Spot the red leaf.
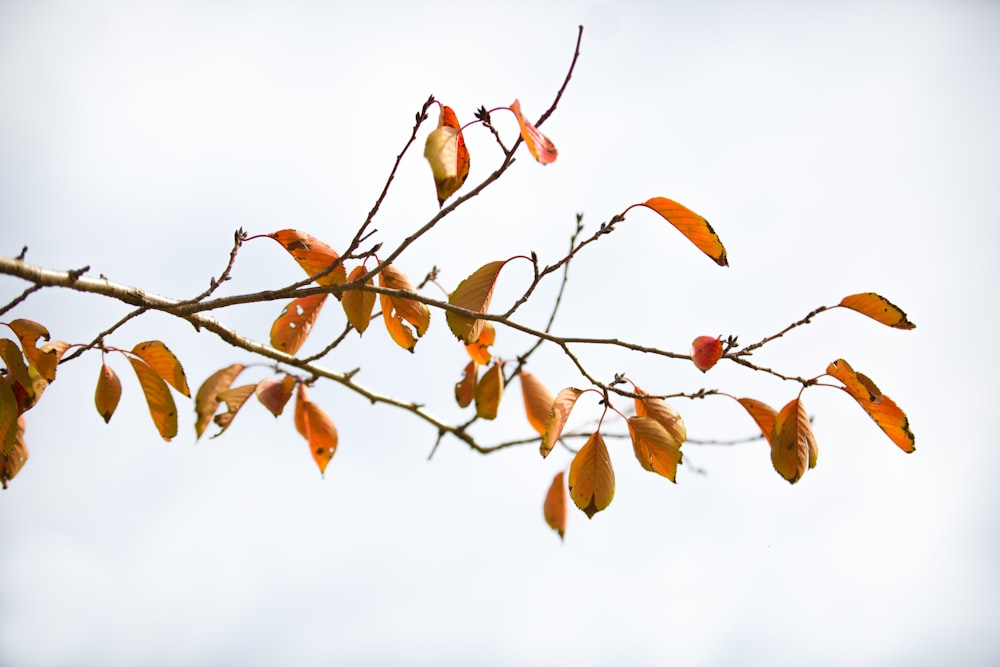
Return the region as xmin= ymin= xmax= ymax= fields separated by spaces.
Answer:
xmin=256 ymin=374 xmax=296 ymax=417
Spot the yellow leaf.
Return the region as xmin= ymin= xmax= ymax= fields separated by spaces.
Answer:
xmin=342 ymin=265 xmax=376 ymax=334
xmin=568 ymin=432 xmax=615 ymax=519
xmin=635 ymin=197 xmax=728 ymax=266
xmin=423 ymin=105 xmax=471 ymax=206
xmin=131 ymin=340 xmax=190 ymax=397
xmin=94 ymin=363 xmax=122 ymax=424
xmin=839 ymin=293 xmax=916 ymax=330
xmin=447 ymin=260 xmax=505 ymax=344
xmin=455 ymin=360 xmax=477 ymax=409
xmin=268 ymin=229 xmax=348 ymax=288
xmin=256 ymin=374 xmax=296 ymax=417
xmin=520 ymin=371 xmax=555 ymax=437
xmin=770 ymin=398 xmax=816 ymax=483
xmin=379 ymin=265 xmax=430 ymax=352
xmin=634 ymin=388 xmax=686 ymax=445
xmin=212 ymin=383 xmax=259 ymax=437
xmin=0 ymin=415 xmax=27 ymax=489
xmin=270 ymin=294 xmax=328 ymax=356
xmin=465 ymin=321 xmax=495 ymax=365
xmin=735 ymin=397 xmax=778 ymax=445
xmin=543 ymin=471 xmax=569 ymax=539
xmin=541 ymin=387 xmax=584 ymax=458
xmin=826 ymin=359 xmax=915 ymax=453
xmin=510 ymin=99 xmax=557 ymax=164
xmin=127 ymin=356 xmax=178 ymax=441
xmin=628 ymin=416 xmax=683 ymax=482
xmin=475 ymin=361 xmax=504 ymax=420
xmin=194 ymin=364 xmax=245 ymax=439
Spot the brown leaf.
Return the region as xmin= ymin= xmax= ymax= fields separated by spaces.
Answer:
xmin=628 ymin=416 xmax=683 ymax=482
xmin=839 ymin=293 xmax=916 ymax=330
xmin=0 ymin=415 xmax=27 ymax=489
xmin=6 ymin=319 xmax=59 ymax=382
xmin=268 ymin=229 xmax=348 ymax=288
xmin=127 ymin=356 xmax=178 ymax=441
xmin=270 ymin=294 xmax=328 ymax=355
xmin=447 ymin=260 xmax=505 ymax=344
xmin=475 ymin=361 xmax=504 ymax=420
xmin=541 ymin=387 xmax=584 ymax=458
xmin=0 ymin=338 xmax=33 ymax=410
xmin=0 ymin=381 xmax=18 ymax=457
xmin=543 ymin=471 xmax=569 ymax=539
xmin=94 ymin=363 xmax=122 ymax=424
xmin=379 ymin=265 xmax=430 ymax=352
xmin=423 ymin=105 xmax=471 ymax=206
xmin=770 ymin=398 xmax=817 ymax=483
xmin=131 ymin=340 xmax=190 ymax=397
xmin=465 ymin=321 xmax=495 ymax=365
xmin=636 ymin=197 xmax=728 ymax=266
xmin=736 ymin=398 xmax=778 ymax=445
xmin=342 ymin=265 xmax=376 ymax=334
xmin=194 ymin=364 xmax=245 ymax=439
xmin=634 ymin=388 xmax=687 ymax=445
xmin=569 ymin=432 xmax=615 ymax=519
xmin=826 ymin=359 xmax=915 ymax=453
xmin=510 ymin=99 xmax=557 ymax=164
xmin=212 ymin=383 xmax=259 ymax=436
xmin=256 ymin=374 xmax=296 ymax=417
xmin=455 ymin=360 xmax=477 ymax=409
xmin=520 ymin=371 xmax=555 ymax=437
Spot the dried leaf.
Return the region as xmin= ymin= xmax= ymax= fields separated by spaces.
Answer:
xmin=475 ymin=361 xmax=504 ymax=420
xmin=131 ymin=340 xmax=190 ymax=397
xmin=1 ymin=415 xmax=27 ymax=489
xmin=127 ymin=356 xmax=178 ymax=441
xmin=634 ymin=388 xmax=687 ymax=445
xmin=94 ymin=363 xmax=122 ymax=424
xmin=7 ymin=319 xmax=59 ymax=382
xmin=455 ymin=360 xmax=477 ymax=408
xmin=636 ymin=197 xmax=728 ymax=266
xmin=826 ymin=359 xmax=915 ymax=453
xmin=839 ymin=293 xmax=916 ymax=330
xmin=510 ymin=99 xmax=557 ymax=164
xmin=541 ymin=388 xmax=584 ymax=458
xmin=447 ymin=261 xmax=505 ymax=344
xmin=736 ymin=398 xmax=778 ymax=445
xmin=194 ymin=364 xmax=245 ymax=439
xmin=770 ymin=398 xmax=816 ymax=484
xmin=0 ymin=381 xmax=17 ymax=457
xmin=0 ymin=338 xmax=32 ymax=409
xmin=213 ymin=383 xmax=259 ymax=436
xmin=379 ymin=265 xmax=430 ymax=352
xmin=628 ymin=416 xmax=683 ymax=482
xmin=569 ymin=432 xmax=615 ymax=519
xmin=543 ymin=471 xmax=569 ymax=539
xmin=256 ymin=374 xmax=296 ymax=417
xmin=520 ymin=371 xmax=555 ymax=437
xmin=295 ymin=385 xmax=338 ymax=474
xmin=465 ymin=321 xmax=495 ymax=365
xmin=269 ymin=229 xmax=348 ymax=287
xmin=423 ymin=105 xmax=470 ymax=206
xmin=342 ymin=265 xmax=376 ymax=334
xmin=270 ymin=294 xmax=328 ymax=356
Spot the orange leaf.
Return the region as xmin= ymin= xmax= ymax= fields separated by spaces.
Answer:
xmin=447 ymin=260 xmax=505 ymax=344
xmin=6 ymin=319 xmax=60 ymax=382
xmin=628 ymin=416 xmax=683 ymax=482
xmin=268 ymin=229 xmax=348 ymax=288
xmin=635 ymin=197 xmax=728 ymax=266
xmin=634 ymin=388 xmax=687 ymax=446
xmin=342 ymin=265 xmax=376 ymax=334
xmin=0 ymin=338 xmax=33 ymax=410
xmin=541 ymin=387 xmax=584 ymax=458
xmin=474 ymin=361 xmax=504 ymax=420
xmin=295 ymin=385 xmax=338 ymax=475
xmin=194 ymin=364 xmax=245 ymax=439
xmin=826 ymin=359 xmax=915 ymax=453
xmin=455 ymin=360 xmax=477 ymax=408
xmin=839 ymin=293 xmax=916 ymax=330
xmin=127 ymin=356 xmax=178 ymax=441
xmin=691 ymin=335 xmax=723 ymax=372
xmin=770 ymin=398 xmax=817 ymax=484
xmin=423 ymin=105 xmax=471 ymax=206
xmin=465 ymin=321 xmax=495 ymax=365
xmin=379 ymin=265 xmax=430 ymax=352
xmin=256 ymin=374 xmax=296 ymax=417
xmin=520 ymin=371 xmax=555 ymax=437
xmin=543 ymin=471 xmax=569 ymax=539
xmin=131 ymin=340 xmax=190 ymax=397
xmin=270 ymin=294 xmax=328 ymax=355
xmin=0 ymin=381 xmax=17 ymax=457
xmin=736 ymin=397 xmax=778 ymax=445
xmin=569 ymin=432 xmax=615 ymax=519
xmin=94 ymin=363 xmax=122 ymax=424
xmin=212 ymin=383 xmax=258 ymax=436
xmin=510 ymin=99 xmax=557 ymax=164
xmin=0 ymin=415 xmax=27 ymax=489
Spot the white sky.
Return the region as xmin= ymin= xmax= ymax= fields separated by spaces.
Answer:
xmin=1 ymin=1 xmax=998 ymax=665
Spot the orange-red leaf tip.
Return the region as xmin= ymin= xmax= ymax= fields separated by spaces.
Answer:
xmin=691 ymin=336 xmax=723 ymax=372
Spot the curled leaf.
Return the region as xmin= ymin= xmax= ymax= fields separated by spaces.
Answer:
xmin=543 ymin=471 xmax=569 ymax=540
xmin=256 ymin=374 xmax=296 ymax=417
xmin=475 ymin=361 xmax=504 ymax=420
xmin=127 ymin=356 xmax=178 ymax=441
xmin=770 ymin=398 xmax=817 ymax=484
xmin=131 ymin=340 xmax=190 ymax=397
xmin=0 ymin=339 xmax=33 ymax=410
xmin=423 ymin=105 xmax=470 ymax=206
xmin=447 ymin=261 xmax=505 ymax=344
xmin=628 ymin=416 xmax=683 ymax=482
xmin=569 ymin=432 xmax=615 ymax=519
xmin=510 ymin=99 xmax=557 ymax=164
xmin=6 ymin=319 xmax=59 ymax=382
xmin=541 ymin=388 xmax=584 ymax=458
xmin=455 ymin=360 xmax=477 ymax=408
xmin=633 ymin=197 xmax=728 ymax=266
xmin=94 ymin=363 xmax=122 ymax=423
xmin=342 ymin=265 xmax=376 ymax=334
xmin=735 ymin=397 xmax=778 ymax=445
xmin=270 ymin=294 xmax=328 ymax=355
xmin=520 ymin=371 xmax=555 ymax=437
xmin=194 ymin=364 xmax=245 ymax=439
xmin=268 ymin=230 xmax=347 ymax=288
xmin=213 ymin=383 xmax=259 ymax=437
xmin=826 ymin=359 xmax=915 ymax=453
xmin=839 ymin=293 xmax=916 ymax=330
xmin=379 ymin=265 xmax=430 ymax=352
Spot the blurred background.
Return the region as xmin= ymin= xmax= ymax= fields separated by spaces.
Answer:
xmin=1 ymin=1 xmax=998 ymax=665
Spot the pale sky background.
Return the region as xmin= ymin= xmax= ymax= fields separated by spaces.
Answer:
xmin=1 ymin=1 xmax=998 ymax=666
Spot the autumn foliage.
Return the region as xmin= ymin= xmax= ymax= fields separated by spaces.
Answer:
xmin=0 ymin=27 xmax=916 ymax=540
